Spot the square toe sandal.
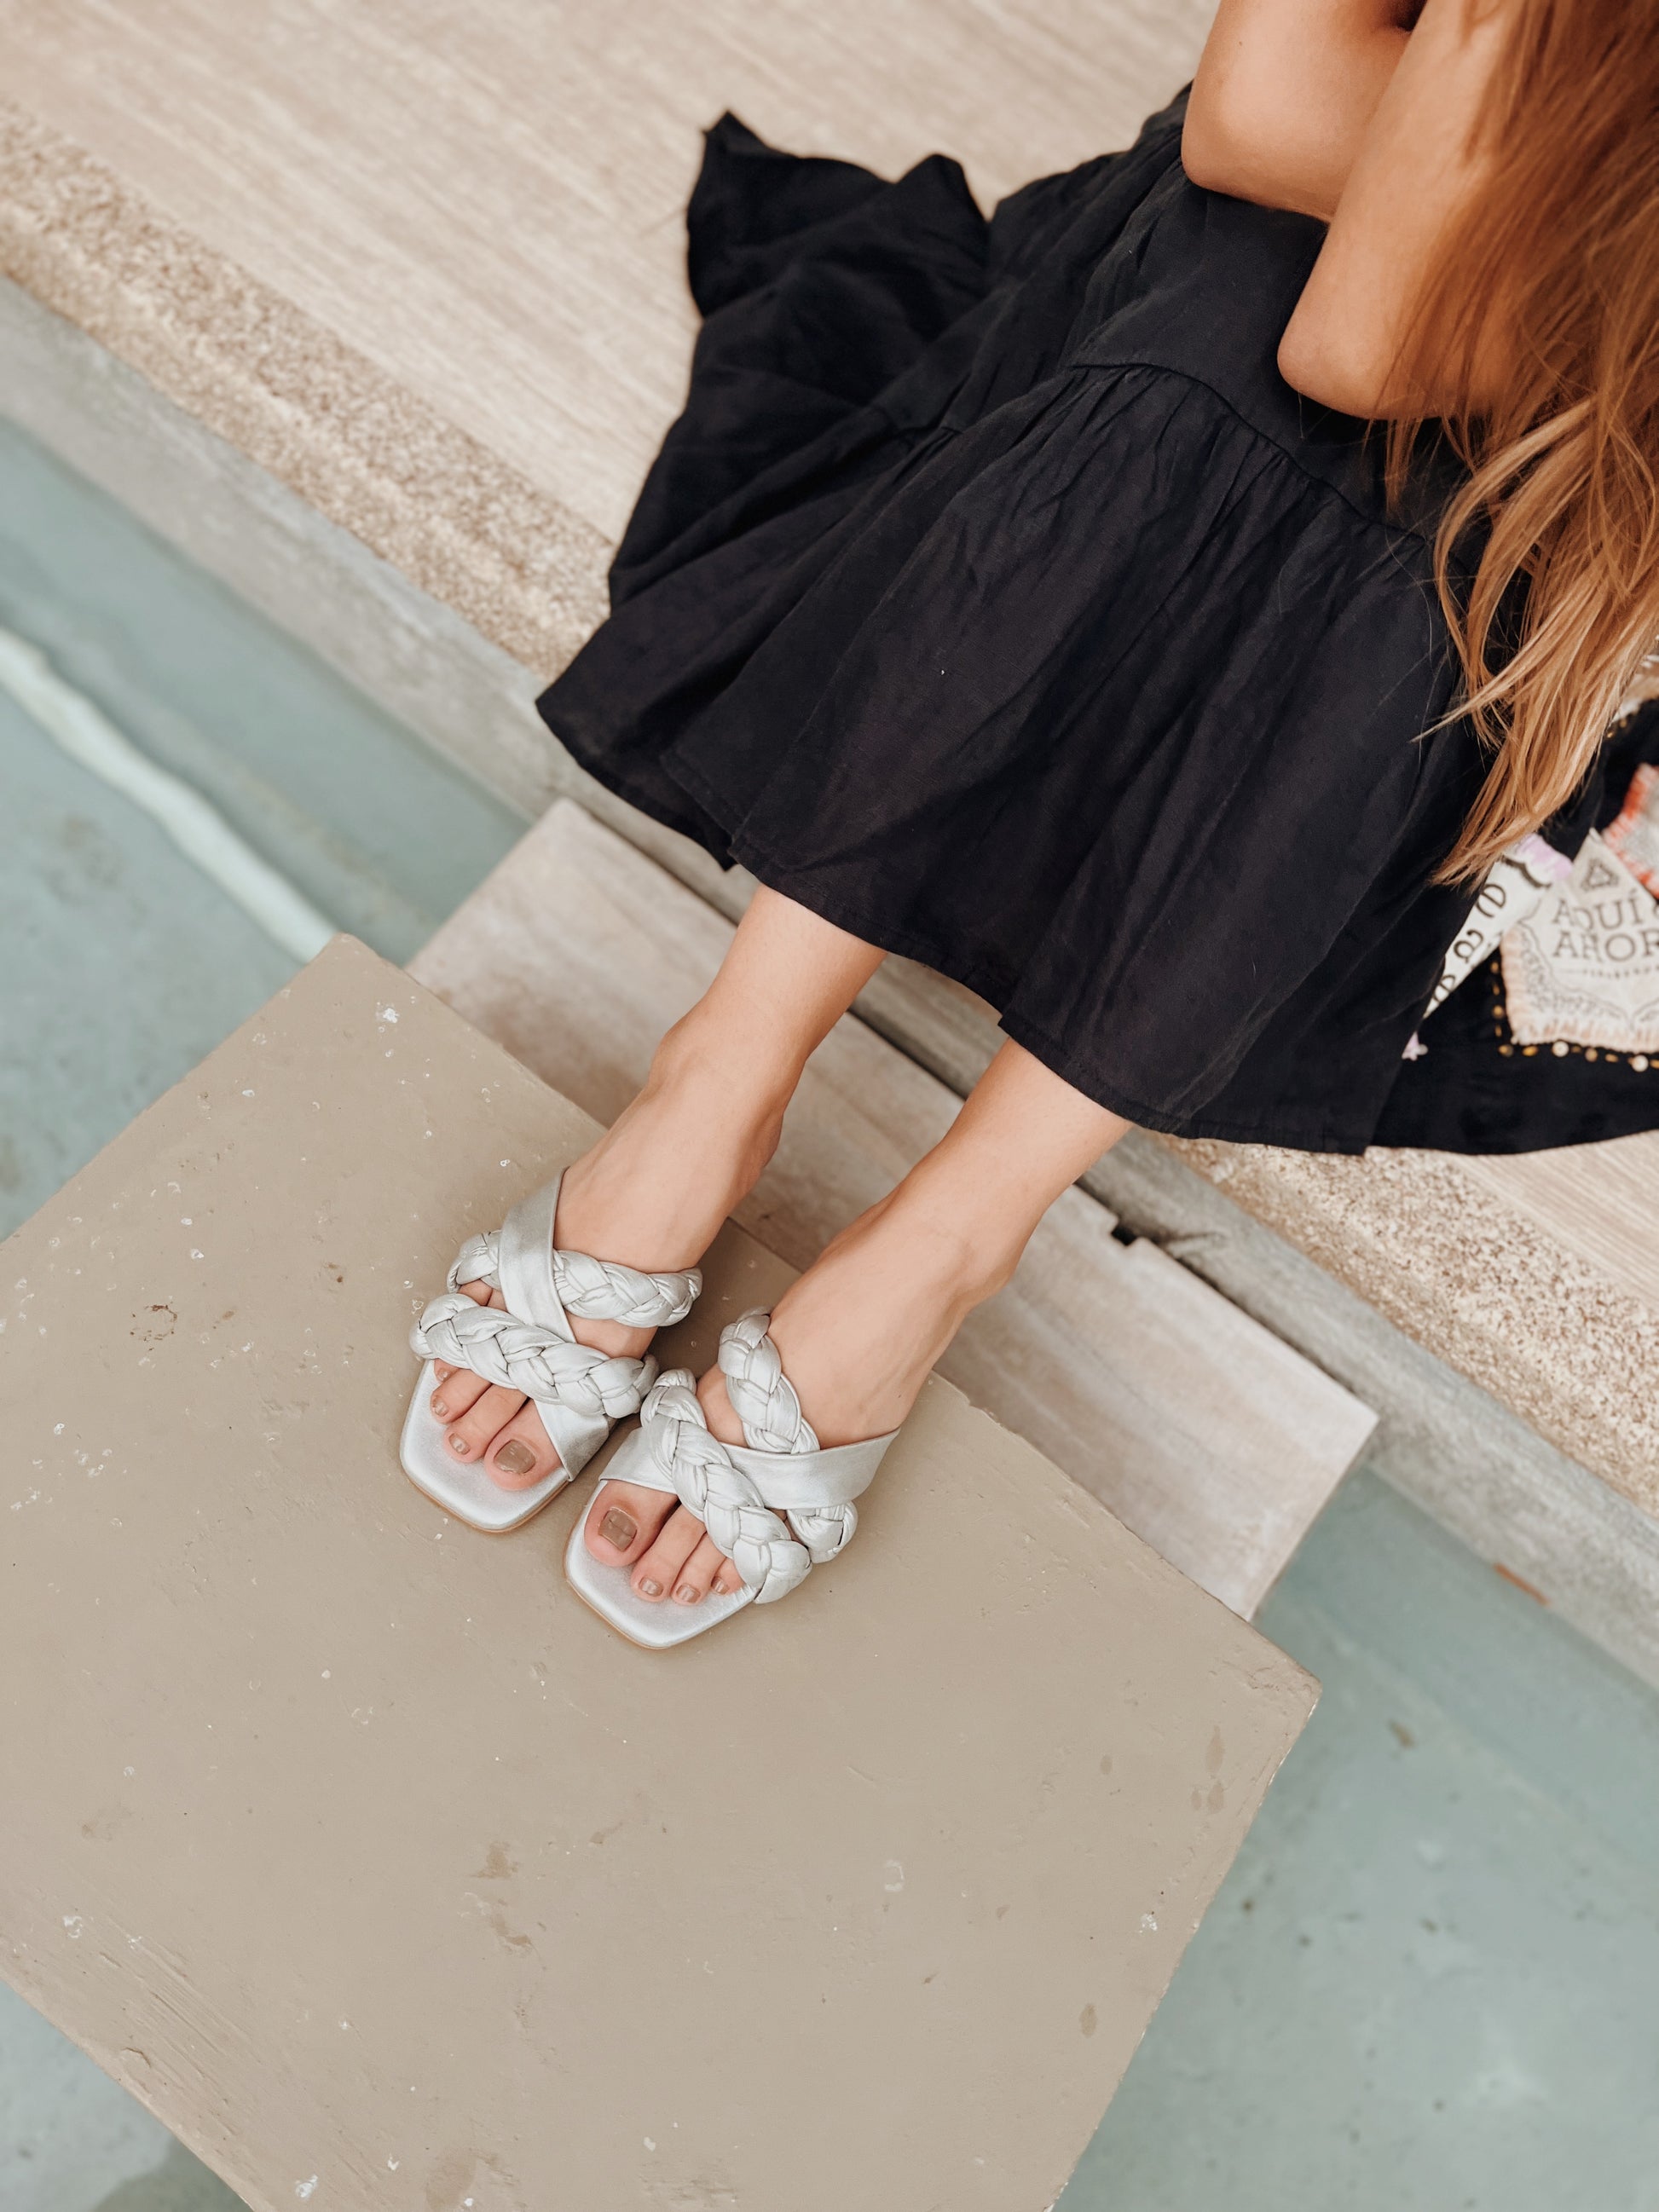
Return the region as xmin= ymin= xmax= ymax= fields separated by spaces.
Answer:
xmin=401 ymin=1170 xmax=702 ymax=1533
xmin=564 ymin=1308 xmax=899 ymax=1647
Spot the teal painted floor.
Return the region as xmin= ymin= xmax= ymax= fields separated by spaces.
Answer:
xmin=0 ymin=414 xmax=523 ymax=1244
xmin=4 ymin=419 xmax=1657 ymax=2212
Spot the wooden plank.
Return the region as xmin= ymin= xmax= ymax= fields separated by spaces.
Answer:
xmin=0 ymin=933 xmax=1315 ymax=2212
xmin=0 ymin=0 xmax=1212 ymax=543
xmin=1096 ymin=1130 xmax=1659 ymax=1692
xmin=410 ymin=800 xmax=1377 ymax=1618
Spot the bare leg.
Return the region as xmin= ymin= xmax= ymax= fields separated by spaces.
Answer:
xmin=599 ymin=1038 xmax=1130 ymax=1605
xmin=428 ymin=887 xmax=884 ymax=1482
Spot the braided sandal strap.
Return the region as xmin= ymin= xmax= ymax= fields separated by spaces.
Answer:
xmin=715 ymin=1312 xmax=860 ymax=1567
xmin=718 ymin=1308 xmax=818 ymax=1453
xmin=411 ymin=1291 xmax=656 ymax=1423
xmin=631 ymin=1312 xmax=867 ymax=1606
xmin=636 ymin=1372 xmax=821 ymax=1605
xmin=408 ymin=1195 xmax=698 ymax=1453
xmin=448 ymin=1228 xmax=698 ymax=1330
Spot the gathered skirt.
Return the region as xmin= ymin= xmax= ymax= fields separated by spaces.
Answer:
xmin=540 ymin=95 xmax=1659 ymax=1155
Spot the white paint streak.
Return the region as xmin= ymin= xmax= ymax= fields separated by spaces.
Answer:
xmin=0 ymin=625 xmax=336 ymax=963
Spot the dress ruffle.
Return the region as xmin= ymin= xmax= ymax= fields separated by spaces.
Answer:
xmin=540 ymin=99 xmax=1659 ymax=1153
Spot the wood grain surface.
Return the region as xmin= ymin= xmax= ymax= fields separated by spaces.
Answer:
xmin=0 ymin=0 xmax=1212 ymax=541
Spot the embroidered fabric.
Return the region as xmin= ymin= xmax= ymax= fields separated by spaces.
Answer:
xmin=1501 ymin=831 xmax=1659 ymax=1054
xmin=1418 ymin=757 xmax=1659 ymax=1066
xmin=1604 ymin=762 xmax=1659 ymax=897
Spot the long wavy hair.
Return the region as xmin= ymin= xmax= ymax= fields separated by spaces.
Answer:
xmin=1385 ymin=0 xmax=1659 ymax=882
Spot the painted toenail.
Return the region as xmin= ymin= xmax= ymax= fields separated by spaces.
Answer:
xmin=431 ymin=1398 xmax=448 ymax=1418
xmin=449 ymin=1434 xmax=469 ymax=1454
xmin=639 ymin=1578 xmax=662 ymax=1598
xmin=600 ymin=1506 xmax=636 ymax=1550
xmin=494 ymin=1440 xmax=536 ymax=1476
xmin=673 ymin=1584 xmax=698 ymax=1603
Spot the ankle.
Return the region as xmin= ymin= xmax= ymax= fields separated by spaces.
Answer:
xmin=650 ymin=1002 xmax=806 ymax=1123
xmin=553 ymin=1019 xmax=795 ymax=1286
xmin=864 ymin=1161 xmax=1030 ymax=1310
xmin=802 ymin=1193 xmax=1009 ymax=1349
xmin=755 ymin=1198 xmax=994 ymax=1447
xmin=639 ymin=1014 xmax=795 ymax=1172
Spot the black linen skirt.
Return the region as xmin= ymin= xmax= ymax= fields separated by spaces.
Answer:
xmin=540 ymin=96 xmax=1659 ymax=1156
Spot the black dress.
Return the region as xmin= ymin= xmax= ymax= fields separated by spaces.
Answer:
xmin=540 ymin=94 xmax=1659 ymax=1155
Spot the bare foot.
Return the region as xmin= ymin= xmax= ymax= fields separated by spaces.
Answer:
xmin=581 ymin=1180 xmax=1008 ymax=1606
xmin=430 ymin=1026 xmax=789 ymax=1497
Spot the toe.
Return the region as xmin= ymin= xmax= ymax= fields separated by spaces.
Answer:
xmin=481 ymin=1403 xmax=559 ymax=1491
xmin=670 ymin=1533 xmax=726 ymax=1607
xmin=632 ymin=1505 xmax=706 ymax=1603
xmin=445 ymin=1383 xmax=528 ymax=1460
xmin=429 ymin=1282 xmax=503 ymax=1420
xmin=711 ymin=1554 xmax=745 ymax=1597
xmin=431 ymin=1367 xmax=488 ymax=1422
xmin=584 ymin=1480 xmax=675 ymax=1567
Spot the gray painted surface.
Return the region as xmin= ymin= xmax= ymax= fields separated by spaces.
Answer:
xmin=0 ymin=1982 xmax=241 ymax=2212
xmin=1066 ymin=1465 xmax=1659 ymax=2212
xmin=9 ymin=1470 xmax=1656 ymax=2212
xmin=0 ymin=408 xmax=523 ymax=1238
xmin=0 ymin=275 xmax=555 ymax=819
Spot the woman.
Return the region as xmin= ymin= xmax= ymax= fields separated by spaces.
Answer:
xmin=405 ymin=0 xmax=1659 ymax=1641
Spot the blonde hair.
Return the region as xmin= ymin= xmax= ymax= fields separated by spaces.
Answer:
xmin=1385 ymin=0 xmax=1659 ymax=882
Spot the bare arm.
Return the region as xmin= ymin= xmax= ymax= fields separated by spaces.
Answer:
xmin=1276 ymin=0 xmax=1510 ymax=416
xmin=1183 ymin=0 xmax=1422 ymax=222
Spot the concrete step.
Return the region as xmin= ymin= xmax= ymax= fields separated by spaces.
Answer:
xmin=0 ymin=934 xmax=1316 ymax=2212
xmin=410 ymin=800 xmax=1378 ymax=1616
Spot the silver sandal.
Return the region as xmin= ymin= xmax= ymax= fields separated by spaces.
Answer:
xmin=402 ymin=1172 xmax=701 ymax=1532
xmin=565 ymin=1309 xmax=897 ymax=1645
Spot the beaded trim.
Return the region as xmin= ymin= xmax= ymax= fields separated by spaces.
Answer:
xmin=1488 ymin=955 xmax=1656 ymax=1071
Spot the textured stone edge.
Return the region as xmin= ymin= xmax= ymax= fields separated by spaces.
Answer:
xmin=1094 ymin=1131 xmax=1659 ymax=1686
xmin=1176 ymin=1138 xmax=1659 ymax=1519
xmin=0 ymin=97 xmax=610 ymax=678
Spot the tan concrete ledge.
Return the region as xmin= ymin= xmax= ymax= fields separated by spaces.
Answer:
xmin=1178 ymin=1138 xmax=1659 ymax=1518
xmin=0 ymin=99 xmax=611 ymax=674
xmin=0 ymin=935 xmax=1315 ymax=2211
xmin=2 ymin=2 xmax=1655 ymax=1524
